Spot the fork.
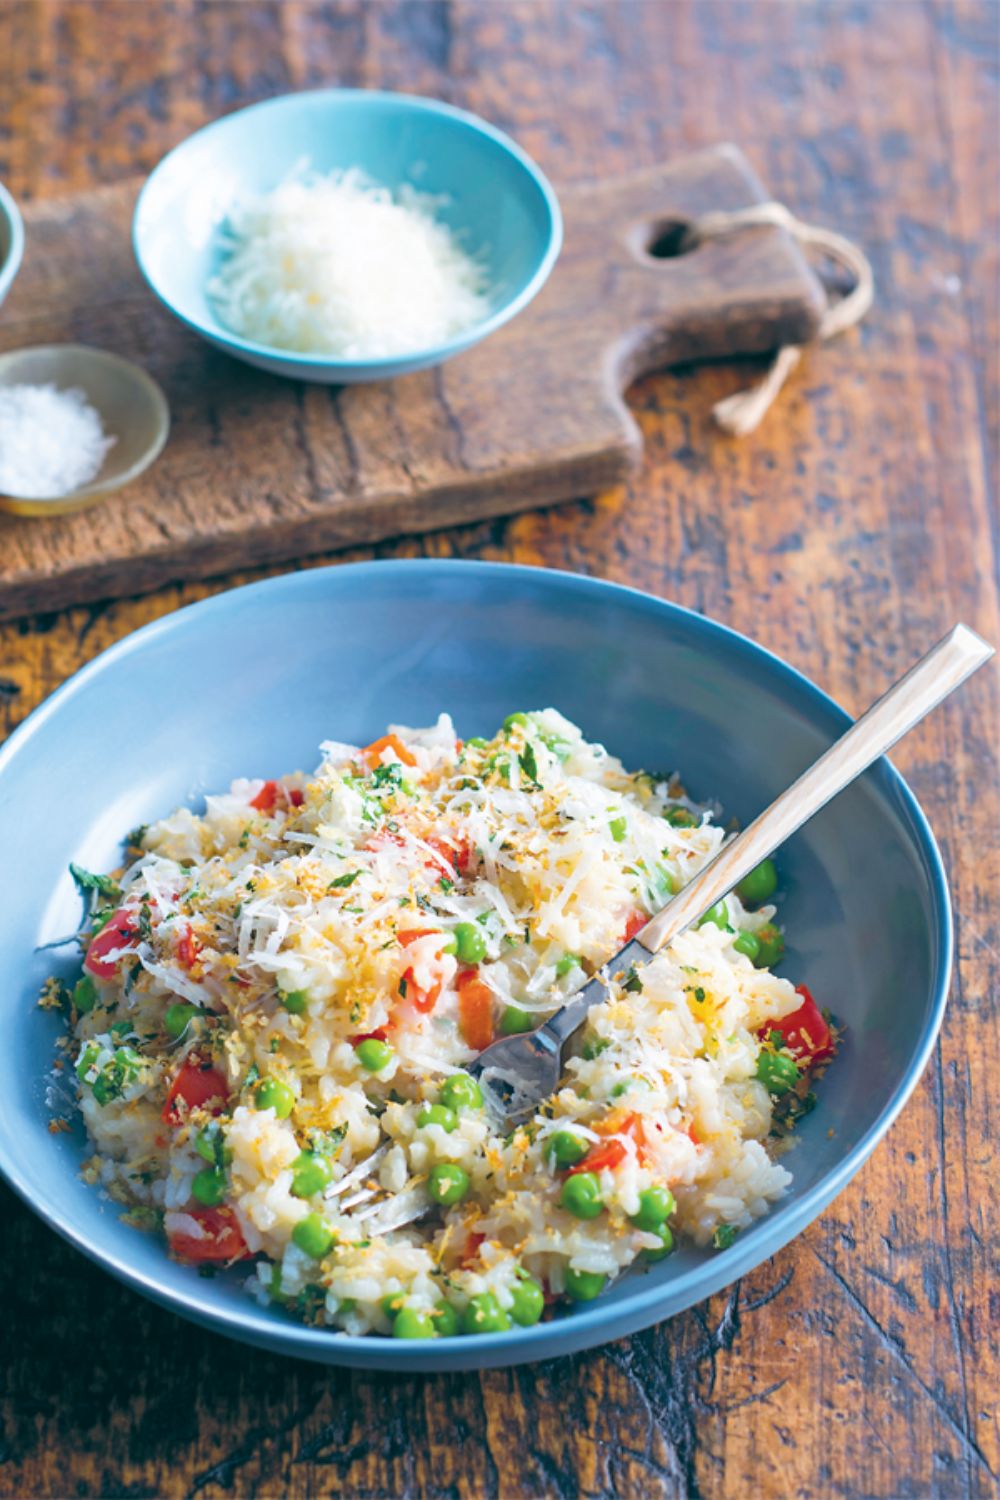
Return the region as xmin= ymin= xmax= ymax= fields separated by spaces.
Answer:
xmin=469 ymin=623 xmax=993 ymax=1133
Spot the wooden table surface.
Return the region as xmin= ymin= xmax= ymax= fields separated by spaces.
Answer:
xmin=1 ymin=3 xmax=997 ymax=1497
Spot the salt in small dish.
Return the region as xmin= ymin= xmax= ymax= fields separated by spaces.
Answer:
xmin=0 ymin=345 xmax=170 ymax=518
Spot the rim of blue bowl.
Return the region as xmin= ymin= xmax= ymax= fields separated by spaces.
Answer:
xmin=0 ymin=560 xmax=953 ymax=1367
xmin=0 ymin=180 xmax=25 ymax=305
xmin=132 ymin=89 xmax=564 ymax=373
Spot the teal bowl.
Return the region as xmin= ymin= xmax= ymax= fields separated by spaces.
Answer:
xmin=0 ymin=180 xmax=25 ymax=310
xmin=132 ymin=90 xmax=562 ymax=384
xmin=0 ymin=563 xmax=952 ymax=1371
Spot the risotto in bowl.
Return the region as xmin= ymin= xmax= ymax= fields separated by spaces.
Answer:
xmin=55 ymin=710 xmax=835 ymax=1341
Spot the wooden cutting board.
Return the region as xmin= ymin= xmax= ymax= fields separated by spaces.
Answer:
xmin=0 ymin=144 xmax=824 ymax=622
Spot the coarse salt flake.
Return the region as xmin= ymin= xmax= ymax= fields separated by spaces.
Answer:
xmin=0 ymin=382 xmax=116 ymax=499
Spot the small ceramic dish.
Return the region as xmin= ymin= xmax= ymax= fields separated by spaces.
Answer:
xmin=0 ymin=179 xmax=24 ymax=311
xmin=0 ymin=562 xmax=952 ymax=1372
xmin=0 ymin=345 xmax=169 ymax=517
xmin=132 ymin=89 xmax=563 ymax=384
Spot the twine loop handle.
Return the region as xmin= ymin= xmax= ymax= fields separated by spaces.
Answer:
xmin=681 ymin=201 xmax=874 ymax=436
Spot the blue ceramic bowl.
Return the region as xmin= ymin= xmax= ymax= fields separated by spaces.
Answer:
xmin=132 ymin=91 xmax=562 ymax=383
xmin=0 ymin=562 xmax=951 ymax=1371
xmin=0 ymin=180 xmax=25 ymax=310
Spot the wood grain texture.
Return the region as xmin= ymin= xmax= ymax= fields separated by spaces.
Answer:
xmin=0 ymin=2 xmax=997 ymax=1498
xmin=0 ymin=148 xmax=823 ymax=619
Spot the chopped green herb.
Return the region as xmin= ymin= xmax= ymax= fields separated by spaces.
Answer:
xmin=69 ymin=863 xmax=121 ymax=899
xmin=519 ymin=743 xmax=539 ymax=783
xmin=328 ymin=871 xmax=361 ymax=889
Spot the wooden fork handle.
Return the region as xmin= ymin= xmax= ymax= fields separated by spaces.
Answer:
xmin=638 ymin=624 xmax=994 ymax=954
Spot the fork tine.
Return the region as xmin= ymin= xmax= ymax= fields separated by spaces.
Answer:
xmin=324 ymin=1144 xmax=388 ymax=1200
xmin=340 ymin=1186 xmax=378 ymax=1211
xmin=356 ymin=1190 xmax=429 ymax=1233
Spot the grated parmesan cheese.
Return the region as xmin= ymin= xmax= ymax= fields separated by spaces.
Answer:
xmin=208 ymin=165 xmax=492 ymax=358
xmin=0 ymin=382 xmax=115 ymax=498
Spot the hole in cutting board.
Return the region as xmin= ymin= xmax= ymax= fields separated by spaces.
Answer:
xmin=644 ymin=220 xmax=692 ymax=259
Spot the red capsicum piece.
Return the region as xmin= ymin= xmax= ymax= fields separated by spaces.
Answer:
xmin=457 ymin=970 xmax=494 ymax=1051
xmin=362 ymin=734 xmax=417 ymax=768
xmin=250 ymin=780 xmax=304 ymax=813
xmin=565 ymin=1112 xmax=646 ymax=1175
xmin=761 ymin=984 xmax=833 ymax=1063
xmin=168 ymin=1206 xmax=250 ymax=1264
xmin=622 ymin=910 xmax=648 ymax=943
xmin=162 ymin=1057 xmax=229 ymax=1125
xmin=84 ymin=908 xmax=139 ymax=979
xmin=176 ymin=927 xmax=201 ymax=969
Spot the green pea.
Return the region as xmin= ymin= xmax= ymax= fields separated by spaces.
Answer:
xmin=280 ymin=988 xmax=309 ymax=1014
xmin=195 ymin=1124 xmax=232 ymax=1165
xmin=73 ymin=975 xmax=97 ymax=1014
xmin=548 ymin=1130 xmax=588 ymax=1168
xmin=609 ymin=815 xmax=628 ymax=843
xmin=733 ymin=930 xmax=760 ymax=962
xmin=462 ymin=1291 xmax=511 ymax=1334
xmin=500 ymin=1004 xmax=533 ymax=1035
xmin=581 ymin=1036 xmax=610 ymax=1060
xmin=164 ymin=1001 xmax=199 ymax=1039
xmin=255 ymin=1077 xmax=295 ymax=1117
xmin=381 ymin=1290 xmax=406 ymax=1319
xmin=467 ymin=737 xmax=488 ymax=749
xmin=503 ymin=713 xmax=529 ymax=732
xmin=559 ymin=1172 xmax=603 ymax=1220
xmin=753 ymin=923 xmax=785 ymax=968
xmin=292 ymin=1213 xmax=335 ymax=1259
xmin=697 ymin=901 xmax=731 ymax=932
xmin=393 ymin=1306 xmax=437 ymax=1339
xmin=428 ymin=1162 xmax=470 ymax=1206
xmin=756 ymin=1049 xmax=800 ymax=1094
xmin=630 ymin=1185 xmax=676 ymax=1231
xmin=736 ymin=858 xmax=778 ymax=905
xmin=453 ymin=922 xmax=487 ymax=964
xmin=643 ymin=1225 xmax=675 ymax=1262
xmin=76 ymin=1042 xmax=101 ymax=1082
xmin=555 ymin=954 xmax=580 ymax=978
xmin=291 ymin=1150 xmax=335 ymax=1198
xmin=509 ymin=1272 xmax=544 ymax=1327
xmin=612 ymin=1078 xmax=651 ymax=1098
xmin=417 ymin=1103 xmax=458 ymax=1133
xmin=440 ymin=1073 xmax=483 ymax=1112
xmin=432 ymin=1300 xmax=461 ymax=1337
xmin=663 ymin=805 xmax=698 ymax=828
xmin=355 ymin=1038 xmax=394 ymax=1072
xmin=191 ymin=1167 xmax=226 ymax=1207
xmin=564 ymin=1267 xmax=607 ymax=1301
